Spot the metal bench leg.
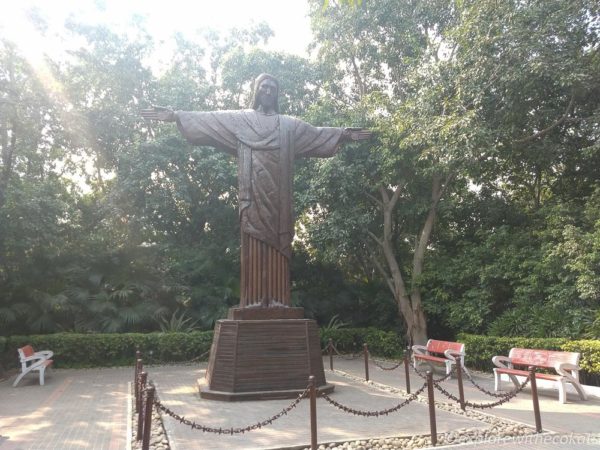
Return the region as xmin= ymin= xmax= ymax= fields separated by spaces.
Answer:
xmin=445 ymin=360 xmax=453 ymax=376
xmin=558 ymin=379 xmax=567 ymax=404
xmin=508 ymin=374 xmax=520 ymax=388
xmin=39 ymin=368 xmax=46 ymax=386
xmin=494 ymin=369 xmax=501 ymax=392
xmin=571 ymin=381 xmax=588 ymax=401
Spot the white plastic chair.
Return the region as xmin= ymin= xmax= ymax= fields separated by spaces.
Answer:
xmin=12 ymin=345 xmax=54 ymax=387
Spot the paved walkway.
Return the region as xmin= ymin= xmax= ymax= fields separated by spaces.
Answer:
xmin=333 ymin=358 xmax=600 ymax=449
xmin=1 ymin=357 xmax=599 ymax=449
xmin=151 ymin=365 xmax=485 ymax=450
xmin=332 ymin=358 xmax=600 ymax=434
xmin=0 ymin=367 xmax=129 ymax=450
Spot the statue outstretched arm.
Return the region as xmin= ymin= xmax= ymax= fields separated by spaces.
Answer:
xmin=140 ymin=106 xmax=177 ymax=122
xmin=341 ymin=127 xmax=372 ymax=142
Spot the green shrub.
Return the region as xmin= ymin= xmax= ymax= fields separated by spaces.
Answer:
xmin=1 ymin=328 xmax=405 ymax=369
xmin=320 ymin=327 xmax=405 ymax=358
xmin=561 ymin=340 xmax=600 ymax=385
xmin=1 ymin=331 xmax=214 ymax=369
xmin=458 ymin=333 xmax=600 ymax=386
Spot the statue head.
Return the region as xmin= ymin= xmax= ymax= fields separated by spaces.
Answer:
xmin=251 ymin=73 xmax=279 ymax=114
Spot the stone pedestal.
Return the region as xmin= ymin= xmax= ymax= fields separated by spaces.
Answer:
xmin=199 ymin=310 xmax=333 ymax=401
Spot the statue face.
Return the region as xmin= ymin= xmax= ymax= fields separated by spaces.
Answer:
xmin=256 ymin=78 xmax=278 ymax=113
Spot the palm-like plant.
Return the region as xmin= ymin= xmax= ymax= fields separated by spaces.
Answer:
xmin=158 ymin=309 xmax=199 ymax=332
xmin=57 ymin=247 xmax=179 ymax=333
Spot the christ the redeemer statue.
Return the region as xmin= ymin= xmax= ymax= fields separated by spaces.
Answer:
xmin=142 ymin=73 xmax=370 ymax=310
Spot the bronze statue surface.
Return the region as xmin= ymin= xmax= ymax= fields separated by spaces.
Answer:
xmin=142 ymin=73 xmax=370 ymax=309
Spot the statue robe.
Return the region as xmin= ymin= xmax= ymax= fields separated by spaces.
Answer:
xmin=176 ymin=109 xmax=344 ymax=307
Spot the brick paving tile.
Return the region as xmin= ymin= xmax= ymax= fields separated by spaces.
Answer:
xmin=149 ymin=364 xmax=486 ymax=450
xmin=1 ymin=355 xmax=599 ymax=450
xmin=0 ymin=367 xmax=129 ymax=450
xmin=334 ymin=357 xmax=600 ymax=449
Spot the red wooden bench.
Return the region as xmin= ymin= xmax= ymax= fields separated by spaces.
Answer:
xmin=493 ymin=348 xmax=588 ymax=403
xmin=412 ymin=339 xmax=468 ymax=376
xmin=12 ymin=345 xmax=54 ymax=387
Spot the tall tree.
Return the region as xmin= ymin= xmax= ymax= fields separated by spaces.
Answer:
xmin=305 ymin=0 xmax=600 ymax=343
xmin=306 ymin=0 xmax=467 ymax=344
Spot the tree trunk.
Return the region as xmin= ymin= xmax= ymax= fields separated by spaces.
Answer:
xmin=370 ymin=173 xmax=452 ymax=346
xmin=409 ymin=299 xmax=428 ymax=346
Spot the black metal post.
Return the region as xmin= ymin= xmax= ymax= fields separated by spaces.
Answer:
xmin=309 ymin=376 xmax=317 ymax=450
xmin=456 ymin=360 xmax=465 ymax=411
xmin=529 ymin=366 xmax=542 ymax=433
xmin=403 ymin=351 xmax=411 ymax=394
xmin=136 ymin=372 xmax=147 ymax=440
xmin=134 ymin=358 xmax=142 ymax=411
xmin=426 ymin=371 xmax=437 ymax=446
xmin=328 ymin=338 xmax=333 ymax=371
xmin=141 ymin=386 xmax=155 ymax=450
xmin=363 ymin=343 xmax=369 ymax=382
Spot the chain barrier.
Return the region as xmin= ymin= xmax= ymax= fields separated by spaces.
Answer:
xmin=139 ymin=347 xmax=539 ymax=446
xmin=409 ymin=359 xmax=512 ymax=399
xmin=329 ymin=341 xmax=363 ymax=360
xmin=321 ymin=382 xmax=427 ymax=416
xmin=461 ymin=367 xmax=507 ymax=398
xmin=153 ymin=385 xmax=310 ymax=434
xmin=368 ymin=355 xmax=404 ymax=371
xmin=410 ymin=361 xmax=455 ymax=383
xmin=432 ymin=375 xmax=531 ymax=409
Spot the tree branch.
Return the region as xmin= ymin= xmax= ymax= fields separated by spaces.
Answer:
xmin=349 ymin=54 xmax=366 ymax=99
xmin=514 ymin=93 xmax=575 ymax=144
xmin=389 ymin=184 xmax=403 ymax=211
xmin=434 ymin=171 xmax=455 ymax=204
xmin=367 ymin=230 xmax=384 ymax=248
xmin=365 ymin=191 xmax=382 ymax=207
xmin=368 ymin=250 xmax=394 ymax=295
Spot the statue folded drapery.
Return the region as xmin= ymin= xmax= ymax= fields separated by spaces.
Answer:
xmin=176 ymin=109 xmax=344 ymax=307
xmin=142 ymin=73 xmax=370 ymax=309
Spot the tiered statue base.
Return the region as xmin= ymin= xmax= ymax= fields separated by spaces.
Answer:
xmin=199 ymin=309 xmax=334 ymax=401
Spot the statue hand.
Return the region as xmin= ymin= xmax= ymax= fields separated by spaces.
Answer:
xmin=343 ymin=127 xmax=372 ymax=141
xmin=141 ymin=106 xmax=176 ymax=122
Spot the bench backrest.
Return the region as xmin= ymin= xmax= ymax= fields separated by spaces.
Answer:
xmin=508 ymin=348 xmax=580 ymax=369
xmin=17 ymin=345 xmax=35 ymax=370
xmin=427 ymin=339 xmax=464 ymax=355
xmin=18 ymin=345 xmax=35 ymax=360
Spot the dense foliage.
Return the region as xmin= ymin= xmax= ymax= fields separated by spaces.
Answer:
xmin=0 ymin=328 xmax=401 ymax=369
xmin=3 ymin=330 xmax=599 ymax=387
xmin=0 ymin=1 xmax=599 ymax=345
xmin=1 ymin=331 xmax=214 ymax=368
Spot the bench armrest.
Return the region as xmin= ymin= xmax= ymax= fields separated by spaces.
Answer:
xmin=23 ymin=351 xmax=53 ymax=362
xmin=443 ymin=349 xmax=464 ymax=362
xmin=412 ymin=345 xmax=428 ymax=356
xmin=492 ymin=355 xmax=513 ymax=369
xmin=28 ymin=358 xmax=52 ymax=370
xmin=22 ymin=354 xmax=45 ymax=363
xmin=555 ymin=362 xmax=581 ymax=382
